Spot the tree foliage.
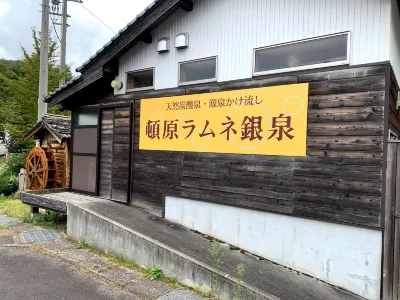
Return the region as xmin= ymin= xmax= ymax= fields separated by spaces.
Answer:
xmin=0 ymin=28 xmax=72 ymax=152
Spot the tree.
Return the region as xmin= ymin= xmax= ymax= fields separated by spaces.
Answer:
xmin=0 ymin=28 xmax=72 ymax=152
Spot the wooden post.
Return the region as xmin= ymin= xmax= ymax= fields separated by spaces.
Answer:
xmin=394 ymin=143 xmax=400 ymax=299
xmin=383 ymin=142 xmax=396 ymax=300
xmin=30 ymin=206 xmax=40 ymax=217
xmin=18 ymin=168 xmax=27 ymax=192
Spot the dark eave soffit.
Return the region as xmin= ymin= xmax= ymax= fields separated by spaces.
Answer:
xmin=46 ymin=0 xmax=193 ymax=107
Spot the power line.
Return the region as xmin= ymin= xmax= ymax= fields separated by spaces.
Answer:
xmin=52 ymin=19 xmax=62 ymax=43
xmin=50 ymin=4 xmax=61 ymax=43
xmin=79 ymin=3 xmax=117 ymax=34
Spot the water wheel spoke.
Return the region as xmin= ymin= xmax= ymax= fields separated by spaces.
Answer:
xmin=36 ymin=176 xmax=44 ymax=188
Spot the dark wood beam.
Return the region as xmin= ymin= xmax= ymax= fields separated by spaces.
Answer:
xmin=79 ymin=0 xmax=181 ymax=75
xmin=138 ymin=32 xmax=153 ymax=44
xmin=179 ymin=0 xmax=193 ymax=12
xmin=45 ymin=0 xmax=193 ymax=107
xmin=103 ymin=61 xmax=119 ymax=76
xmin=397 ymin=0 xmax=400 ymax=17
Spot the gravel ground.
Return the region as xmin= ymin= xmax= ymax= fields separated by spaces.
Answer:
xmin=0 ymin=220 xmax=206 ymax=300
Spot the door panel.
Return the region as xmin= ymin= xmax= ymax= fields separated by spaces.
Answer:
xmin=99 ymin=106 xmax=131 ymax=203
xmin=70 ymin=109 xmax=99 ymax=194
xmin=111 ymin=107 xmax=131 ymax=203
xmin=99 ymin=109 xmax=114 ymax=198
xmin=71 ymin=155 xmax=97 ymax=193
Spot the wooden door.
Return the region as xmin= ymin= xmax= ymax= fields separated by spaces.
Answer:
xmin=99 ymin=109 xmax=114 ymax=199
xmin=99 ymin=106 xmax=132 ymax=203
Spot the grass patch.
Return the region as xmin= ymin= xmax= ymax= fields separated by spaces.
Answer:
xmin=0 ymin=193 xmax=29 ymax=219
xmin=73 ymin=241 xmax=180 ymax=288
xmin=22 ymin=211 xmax=67 ymax=231
xmin=0 ymin=193 xmax=66 ymax=231
xmin=75 ymin=240 xmax=88 ymax=249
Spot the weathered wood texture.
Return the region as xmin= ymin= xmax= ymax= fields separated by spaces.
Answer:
xmin=111 ymin=106 xmax=131 ymax=202
xmin=91 ymin=64 xmax=388 ymax=228
xmin=20 ymin=191 xmax=67 ymax=212
xmin=382 ymin=142 xmax=398 ymax=300
xmin=386 ymin=69 xmax=400 ymax=300
xmin=98 ymin=107 xmax=132 ymax=202
xmin=131 ymin=64 xmax=387 ymax=228
xmin=99 ymin=109 xmax=114 ymax=198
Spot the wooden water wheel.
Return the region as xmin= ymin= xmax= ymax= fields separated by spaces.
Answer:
xmin=26 ymin=147 xmax=57 ymax=190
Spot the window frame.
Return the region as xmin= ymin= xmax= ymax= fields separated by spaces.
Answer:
xmin=389 ymin=129 xmax=399 ymax=140
xmin=178 ymin=56 xmax=218 ymax=86
xmin=253 ymin=32 xmax=351 ymax=77
xmin=73 ymin=109 xmax=99 ymax=126
xmin=125 ymin=67 xmax=155 ymax=92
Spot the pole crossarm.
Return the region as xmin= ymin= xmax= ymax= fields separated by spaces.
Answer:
xmin=49 ymin=12 xmax=71 ymax=17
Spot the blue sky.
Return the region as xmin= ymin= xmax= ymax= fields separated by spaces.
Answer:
xmin=0 ymin=0 xmax=153 ymax=72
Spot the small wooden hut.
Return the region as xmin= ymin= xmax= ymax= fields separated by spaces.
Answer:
xmin=24 ymin=114 xmax=71 ymax=189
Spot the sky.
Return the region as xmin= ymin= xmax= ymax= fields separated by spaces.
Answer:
xmin=0 ymin=0 xmax=153 ymax=72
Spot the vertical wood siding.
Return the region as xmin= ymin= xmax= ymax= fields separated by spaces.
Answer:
xmin=111 ymin=107 xmax=131 ymax=202
xmin=99 ymin=109 xmax=114 ymax=199
xmin=99 ymin=107 xmax=132 ymax=202
xmin=116 ymin=0 xmax=389 ymax=94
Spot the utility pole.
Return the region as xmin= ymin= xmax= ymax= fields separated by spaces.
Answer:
xmin=60 ymin=0 xmax=68 ymax=86
xmin=38 ymin=0 xmax=49 ymax=122
xmin=56 ymin=0 xmax=81 ymax=86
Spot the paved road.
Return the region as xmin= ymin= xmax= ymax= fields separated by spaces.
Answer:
xmin=0 ymin=145 xmax=5 ymax=155
xmin=0 ymin=246 xmax=135 ymax=300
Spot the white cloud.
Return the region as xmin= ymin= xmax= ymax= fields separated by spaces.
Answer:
xmin=0 ymin=45 xmax=11 ymax=58
xmin=0 ymin=1 xmax=11 ymax=18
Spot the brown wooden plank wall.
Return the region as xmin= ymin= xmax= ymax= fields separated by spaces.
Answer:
xmin=92 ymin=63 xmax=388 ymax=228
xmin=99 ymin=109 xmax=114 ymax=198
xmin=111 ymin=106 xmax=131 ymax=202
xmin=132 ymin=102 xmax=183 ymax=212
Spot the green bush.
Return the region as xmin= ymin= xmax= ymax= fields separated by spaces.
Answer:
xmin=5 ymin=152 xmax=28 ymax=175
xmin=0 ymin=172 xmax=18 ymax=196
xmin=0 ymin=152 xmax=27 ymax=196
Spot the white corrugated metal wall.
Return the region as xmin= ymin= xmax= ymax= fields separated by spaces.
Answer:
xmin=115 ymin=0 xmax=389 ymax=94
xmin=390 ymin=0 xmax=400 ymax=81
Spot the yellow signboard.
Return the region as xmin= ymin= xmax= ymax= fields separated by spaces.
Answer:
xmin=139 ymin=83 xmax=309 ymax=156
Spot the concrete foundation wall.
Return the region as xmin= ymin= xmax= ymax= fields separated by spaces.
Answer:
xmin=66 ymin=203 xmax=273 ymax=300
xmin=165 ymin=196 xmax=383 ymax=300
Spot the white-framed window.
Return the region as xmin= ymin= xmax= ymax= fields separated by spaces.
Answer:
xmin=389 ymin=129 xmax=399 ymax=140
xmin=179 ymin=57 xmax=217 ymax=86
xmin=126 ymin=68 xmax=154 ymax=91
xmin=253 ymin=32 xmax=350 ymax=76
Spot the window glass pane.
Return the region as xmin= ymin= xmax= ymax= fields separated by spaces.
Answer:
xmin=72 ymin=155 xmax=97 ymax=193
xmin=255 ymin=34 xmax=348 ymax=73
xmin=180 ymin=58 xmax=216 ymax=84
xmin=127 ymin=69 xmax=154 ymax=90
xmin=73 ymin=110 xmax=98 ymax=126
xmin=73 ymin=128 xmax=98 ymax=154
